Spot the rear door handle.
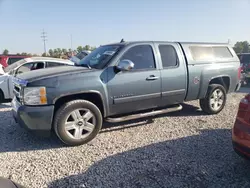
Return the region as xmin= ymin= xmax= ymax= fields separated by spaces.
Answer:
xmin=146 ymin=75 xmax=159 ymax=81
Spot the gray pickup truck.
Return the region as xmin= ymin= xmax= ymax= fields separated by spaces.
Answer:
xmin=11 ymin=41 xmax=241 ymax=146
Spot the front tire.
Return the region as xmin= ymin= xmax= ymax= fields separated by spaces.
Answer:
xmin=53 ymin=100 xmax=103 ymax=146
xmin=199 ymin=84 xmax=227 ymax=115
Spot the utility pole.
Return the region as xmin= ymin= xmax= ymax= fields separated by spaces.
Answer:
xmin=41 ymin=29 xmax=48 ymax=54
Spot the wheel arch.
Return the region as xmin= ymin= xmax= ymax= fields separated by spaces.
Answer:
xmin=53 ymin=90 xmax=107 ymax=117
xmin=200 ymin=75 xmax=231 ymax=99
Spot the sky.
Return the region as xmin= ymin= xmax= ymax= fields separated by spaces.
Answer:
xmin=0 ymin=0 xmax=250 ymax=54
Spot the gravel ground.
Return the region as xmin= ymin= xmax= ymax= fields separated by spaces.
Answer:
xmin=0 ymin=90 xmax=250 ymax=188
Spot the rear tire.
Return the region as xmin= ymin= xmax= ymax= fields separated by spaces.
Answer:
xmin=0 ymin=90 xmax=4 ymax=103
xmin=200 ymin=84 xmax=226 ymax=115
xmin=53 ymin=99 xmax=103 ymax=146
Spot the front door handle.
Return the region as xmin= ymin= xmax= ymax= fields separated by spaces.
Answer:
xmin=146 ymin=75 xmax=159 ymax=81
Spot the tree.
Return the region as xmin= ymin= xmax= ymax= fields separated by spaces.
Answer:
xmin=48 ymin=49 xmax=54 ymax=57
xmin=62 ymin=48 xmax=67 ymax=55
xmin=21 ymin=52 xmax=28 ymax=56
xmin=91 ymin=46 xmax=96 ymax=51
xmin=42 ymin=53 xmax=47 ymax=57
xmin=3 ymin=49 xmax=9 ymax=55
xmin=233 ymin=41 xmax=250 ymax=54
xmin=84 ymin=45 xmax=91 ymax=51
xmin=77 ymin=46 xmax=83 ymax=53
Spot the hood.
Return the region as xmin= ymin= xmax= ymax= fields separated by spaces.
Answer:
xmin=16 ymin=65 xmax=93 ymax=82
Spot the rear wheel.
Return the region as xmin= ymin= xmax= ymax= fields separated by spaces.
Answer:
xmin=53 ymin=100 xmax=103 ymax=146
xmin=200 ymin=84 xmax=226 ymax=114
xmin=0 ymin=90 xmax=4 ymax=103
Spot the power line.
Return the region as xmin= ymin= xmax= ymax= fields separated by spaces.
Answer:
xmin=41 ymin=29 xmax=48 ymax=54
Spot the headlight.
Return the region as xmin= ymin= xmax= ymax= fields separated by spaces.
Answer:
xmin=23 ymin=87 xmax=47 ymax=105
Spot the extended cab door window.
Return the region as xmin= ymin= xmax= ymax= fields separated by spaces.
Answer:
xmin=159 ymin=45 xmax=179 ymax=68
xmin=157 ymin=44 xmax=186 ymax=105
xmin=121 ymin=45 xmax=156 ymax=70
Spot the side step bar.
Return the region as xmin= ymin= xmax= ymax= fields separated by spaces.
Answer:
xmin=105 ymin=104 xmax=182 ymax=123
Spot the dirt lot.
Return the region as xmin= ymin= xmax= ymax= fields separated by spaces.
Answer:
xmin=0 ymin=89 xmax=250 ymax=188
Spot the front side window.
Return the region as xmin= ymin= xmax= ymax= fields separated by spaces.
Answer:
xmin=78 ymin=45 xmax=122 ymax=69
xmin=120 ymin=45 xmax=156 ymax=70
xmin=159 ymin=45 xmax=178 ymax=68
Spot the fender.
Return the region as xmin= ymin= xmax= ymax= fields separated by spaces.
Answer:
xmin=199 ymin=74 xmax=231 ymax=98
xmin=53 ymin=90 xmax=107 ymax=117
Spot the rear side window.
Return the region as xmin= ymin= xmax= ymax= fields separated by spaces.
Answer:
xmin=46 ymin=62 xmax=66 ymax=67
xmin=7 ymin=57 xmax=24 ymax=65
xmin=190 ymin=46 xmax=233 ymax=61
xmin=158 ymin=45 xmax=179 ymax=68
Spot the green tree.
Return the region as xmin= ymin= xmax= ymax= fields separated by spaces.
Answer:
xmin=90 ymin=46 xmax=96 ymax=51
xmin=3 ymin=49 xmax=9 ymax=55
xmin=53 ymin=49 xmax=59 ymax=58
xmin=84 ymin=45 xmax=91 ymax=51
xmin=21 ymin=52 xmax=28 ymax=56
xmin=62 ymin=48 xmax=67 ymax=55
xmin=233 ymin=41 xmax=250 ymax=54
xmin=56 ymin=48 xmax=62 ymax=57
xmin=42 ymin=53 xmax=47 ymax=57
xmin=48 ymin=49 xmax=54 ymax=57
xmin=77 ymin=46 xmax=83 ymax=53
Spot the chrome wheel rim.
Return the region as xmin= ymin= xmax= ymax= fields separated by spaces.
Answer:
xmin=210 ymin=89 xmax=224 ymax=111
xmin=64 ymin=108 xmax=96 ymax=140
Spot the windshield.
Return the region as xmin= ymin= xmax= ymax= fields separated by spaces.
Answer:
xmin=77 ymin=45 xmax=122 ymax=69
xmin=75 ymin=51 xmax=89 ymax=60
xmin=4 ymin=59 xmax=27 ymax=73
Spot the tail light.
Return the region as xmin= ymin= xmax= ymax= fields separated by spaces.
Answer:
xmin=238 ymin=94 xmax=250 ymax=119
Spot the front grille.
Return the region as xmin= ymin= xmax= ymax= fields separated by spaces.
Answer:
xmin=13 ymin=83 xmax=22 ymax=103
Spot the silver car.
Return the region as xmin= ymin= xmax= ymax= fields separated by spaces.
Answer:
xmin=0 ymin=57 xmax=74 ymax=102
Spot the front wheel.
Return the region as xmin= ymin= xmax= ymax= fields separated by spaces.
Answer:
xmin=53 ymin=100 xmax=103 ymax=146
xmin=199 ymin=84 xmax=227 ymax=115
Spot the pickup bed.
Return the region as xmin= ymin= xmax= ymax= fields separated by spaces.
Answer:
xmin=11 ymin=41 xmax=241 ymax=146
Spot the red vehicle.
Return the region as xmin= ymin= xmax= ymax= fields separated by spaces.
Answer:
xmin=0 ymin=54 xmax=30 ymax=68
xmin=232 ymin=93 xmax=250 ymax=159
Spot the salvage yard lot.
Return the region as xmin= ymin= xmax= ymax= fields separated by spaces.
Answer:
xmin=0 ymin=90 xmax=250 ymax=188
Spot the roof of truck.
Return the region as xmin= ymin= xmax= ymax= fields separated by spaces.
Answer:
xmin=103 ymin=41 xmax=229 ymax=46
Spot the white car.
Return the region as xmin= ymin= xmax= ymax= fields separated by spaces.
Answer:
xmin=0 ymin=57 xmax=74 ymax=102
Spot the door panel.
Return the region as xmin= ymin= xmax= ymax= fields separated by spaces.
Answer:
xmin=107 ymin=44 xmax=161 ymax=116
xmin=108 ymin=69 xmax=161 ymax=115
xmin=156 ymin=43 xmax=187 ymax=106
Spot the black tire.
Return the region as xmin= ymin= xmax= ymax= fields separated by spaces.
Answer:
xmin=0 ymin=90 xmax=4 ymax=103
xmin=53 ymin=99 xmax=103 ymax=146
xmin=199 ymin=84 xmax=227 ymax=115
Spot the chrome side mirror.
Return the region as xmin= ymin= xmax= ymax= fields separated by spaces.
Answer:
xmin=116 ymin=59 xmax=134 ymax=71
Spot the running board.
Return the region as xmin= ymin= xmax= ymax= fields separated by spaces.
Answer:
xmin=105 ymin=104 xmax=182 ymax=123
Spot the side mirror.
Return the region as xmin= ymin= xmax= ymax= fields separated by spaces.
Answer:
xmin=116 ymin=59 xmax=134 ymax=71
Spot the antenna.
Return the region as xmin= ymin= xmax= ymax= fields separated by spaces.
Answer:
xmin=41 ymin=29 xmax=48 ymax=54
xmin=120 ymin=38 xmax=125 ymax=43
